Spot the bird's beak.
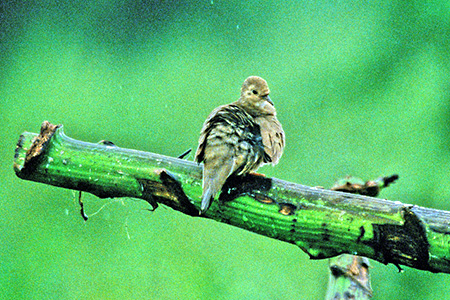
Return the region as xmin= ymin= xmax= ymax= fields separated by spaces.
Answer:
xmin=265 ymin=95 xmax=274 ymax=105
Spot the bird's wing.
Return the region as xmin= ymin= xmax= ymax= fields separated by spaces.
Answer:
xmin=195 ymin=105 xmax=226 ymax=163
xmin=256 ymin=115 xmax=285 ymax=165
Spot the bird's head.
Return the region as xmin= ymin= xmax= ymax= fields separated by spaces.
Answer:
xmin=238 ymin=76 xmax=276 ymax=116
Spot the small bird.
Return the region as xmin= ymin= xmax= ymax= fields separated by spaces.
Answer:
xmin=195 ymin=76 xmax=285 ymax=213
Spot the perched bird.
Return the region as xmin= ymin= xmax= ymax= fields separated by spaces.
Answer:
xmin=195 ymin=76 xmax=285 ymax=213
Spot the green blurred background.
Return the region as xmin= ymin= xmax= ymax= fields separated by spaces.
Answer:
xmin=1 ymin=1 xmax=450 ymax=299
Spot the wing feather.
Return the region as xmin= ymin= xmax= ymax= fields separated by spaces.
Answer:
xmin=255 ymin=115 xmax=285 ymax=165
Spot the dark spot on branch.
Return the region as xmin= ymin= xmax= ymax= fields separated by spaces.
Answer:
xmin=253 ymin=193 xmax=276 ymax=204
xmin=357 ymin=226 xmax=365 ymax=243
xmin=137 ymin=169 xmax=199 ymax=216
xmin=279 ymin=203 xmax=296 ymax=216
xmin=370 ymin=206 xmax=434 ymax=271
xmin=313 ymin=252 xmax=327 ymax=259
xmin=218 ymin=174 xmax=302 ymax=218
xmin=98 ymin=140 xmax=116 ymax=146
xmin=219 ymin=173 xmax=272 ymax=201
xmin=322 ymin=228 xmax=331 ymax=242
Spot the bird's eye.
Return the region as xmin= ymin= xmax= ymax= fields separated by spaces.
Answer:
xmin=252 ymin=90 xmax=258 ymax=95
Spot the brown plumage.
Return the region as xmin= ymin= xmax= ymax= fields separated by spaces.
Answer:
xmin=195 ymin=76 xmax=285 ymax=213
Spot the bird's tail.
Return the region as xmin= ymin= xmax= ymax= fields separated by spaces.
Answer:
xmin=201 ymin=185 xmax=215 ymax=213
xmin=200 ymin=160 xmax=235 ymax=214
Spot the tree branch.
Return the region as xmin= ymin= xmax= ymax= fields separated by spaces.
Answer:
xmin=13 ymin=121 xmax=450 ymax=273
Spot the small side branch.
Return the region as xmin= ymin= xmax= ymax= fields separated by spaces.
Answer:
xmin=327 ymin=255 xmax=373 ymax=299
xmin=13 ymin=121 xmax=450 ymax=274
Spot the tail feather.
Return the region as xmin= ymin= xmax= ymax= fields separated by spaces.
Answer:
xmin=200 ymin=159 xmax=235 ymax=214
xmin=201 ymin=187 xmax=215 ymax=213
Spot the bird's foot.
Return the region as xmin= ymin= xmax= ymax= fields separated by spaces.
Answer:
xmin=249 ymin=172 xmax=266 ymax=177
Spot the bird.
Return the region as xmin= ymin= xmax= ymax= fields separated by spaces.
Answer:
xmin=195 ymin=76 xmax=285 ymax=214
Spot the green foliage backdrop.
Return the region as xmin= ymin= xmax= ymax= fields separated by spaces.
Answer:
xmin=1 ymin=1 xmax=450 ymax=299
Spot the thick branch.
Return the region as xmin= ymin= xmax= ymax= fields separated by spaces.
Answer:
xmin=14 ymin=121 xmax=450 ymax=273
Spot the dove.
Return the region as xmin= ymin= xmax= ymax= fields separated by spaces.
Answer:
xmin=195 ymin=76 xmax=285 ymax=214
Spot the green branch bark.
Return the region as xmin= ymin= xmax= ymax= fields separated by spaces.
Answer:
xmin=13 ymin=121 xmax=450 ymax=274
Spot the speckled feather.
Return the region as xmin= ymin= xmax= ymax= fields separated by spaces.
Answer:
xmin=195 ymin=76 xmax=285 ymax=213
